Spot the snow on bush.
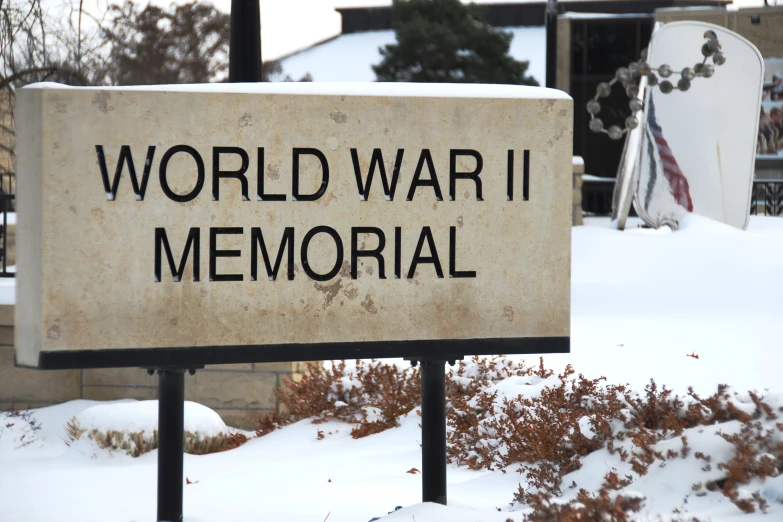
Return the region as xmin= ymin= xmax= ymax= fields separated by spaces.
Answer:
xmin=257 ymin=357 xmax=783 ymax=519
xmin=66 ymin=400 xmax=247 ymax=457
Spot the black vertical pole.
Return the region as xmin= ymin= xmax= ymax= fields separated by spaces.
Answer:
xmin=545 ymin=0 xmax=558 ymax=89
xmin=2 ymin=195 xmax=7 ymax=273
xmin=229 ymin=0 xmax=262 ymax=82
xmin=420 ymin=360 xmax=447 ymax=505
xmin=157 ymin=369 xmax=185 ymax=522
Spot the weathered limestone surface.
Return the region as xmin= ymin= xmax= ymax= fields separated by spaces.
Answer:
xmin=16 ymin=83 xmax=572 ymax=366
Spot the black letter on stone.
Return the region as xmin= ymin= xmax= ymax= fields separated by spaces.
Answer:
xmin=449 ymin=149 xmax=483 ymax=201
xmin=155 ymin=227 xmax=200 ymax=282
xmin=507 ymin=149 xmax=514 ymax=201
xmin=523 ymin=149 xmax=530 ymax=201
xmin=292 ymin=148 xmax=329 ymax=201
xmin=257 ymin=148 xmax=286 ymax=201
xmin=351 ymin=227 xmax=386 ymax=279
xmin=159 ymin=145 xmax=205 ymax=203
xmin=351 ymin=148 xmax=404 ymax=201
xmin=210 ymin=227 xmax=244 ymax=282
xmin=394 ymin=226 xmax=402 ymax=279
xmin=251 ymin=227 xmax=294 ymax=281
xmin=449 ymin=226 xmax=476 ymax=278
xmin=406 ymin=149 xmax=443 ymax=201
xmin=407 ymin=226 xmax=443 ymax=278
xmin=301 ymin=226 xmax=343 ymax=281
xmin=96 ymin=145 xmax=156 ymax=201
xmin=212 ymin=147 xmax=249 ymax=201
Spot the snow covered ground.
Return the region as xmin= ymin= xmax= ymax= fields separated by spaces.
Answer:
xmin=1 ymin=215 xmax=782 ymax=522
xmin=554 ymin=214 xmax=783 ymax=395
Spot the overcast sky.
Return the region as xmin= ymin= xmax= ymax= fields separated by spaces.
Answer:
xmin=42 ymin=0 xmax=346 ymax=61
xmin=187 ymin=0 xmax=344 ymax=60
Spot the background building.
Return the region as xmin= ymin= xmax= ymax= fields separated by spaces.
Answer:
xmin=279 ymin=0 xmax=729 ymax=186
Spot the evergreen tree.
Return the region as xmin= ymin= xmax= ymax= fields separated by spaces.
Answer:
xmin=373 ymin=0 xmax=538 ymax=85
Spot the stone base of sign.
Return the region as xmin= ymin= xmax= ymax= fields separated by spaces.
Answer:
xmin=572 ymin=157 xmax=584 ymax=226
xmin=0 ymin=305 xmax=313 ymax=428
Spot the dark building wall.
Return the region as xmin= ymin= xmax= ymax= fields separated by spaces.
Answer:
xmin=339 ymin=7 xmax=394 ymax=33
xmin=337 ymin=1 xmax=728 ymax=34
xmin=480 ymin=4 xmax=546 ymax=27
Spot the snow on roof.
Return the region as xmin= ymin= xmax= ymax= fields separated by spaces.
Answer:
xmin=335 ymin=0 xmax=545 ymax=8
xmin=279 ymin=27 xmax=547 ymax=85
xmin=560 ymin=12 xmax=655 ymax=19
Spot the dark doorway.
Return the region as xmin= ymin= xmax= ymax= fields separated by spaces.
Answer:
xmin=570 ymin=15 xmax=654 ymax=178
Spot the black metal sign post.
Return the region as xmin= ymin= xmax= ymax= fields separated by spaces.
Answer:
xmin=152 ymin=3 xmax=264 ymax=520
xmin=420 ymin=360 xmax=447 ymax=504
xmin=409 ymin=357 xmax=461 ymax=505
xmin=545 ymin=0 xmax=558 ymax=89
xmin=229 ymin=0 xmax=262 ymax=83
xmin=156 ymin=369 xmax=185 ymax=522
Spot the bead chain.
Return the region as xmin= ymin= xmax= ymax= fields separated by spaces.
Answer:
xmin=588 ymin=30 xmax=727 ymax=140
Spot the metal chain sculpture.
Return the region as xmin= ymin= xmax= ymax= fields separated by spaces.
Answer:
xmin=587 ymin=31 xmax=727 ymax=141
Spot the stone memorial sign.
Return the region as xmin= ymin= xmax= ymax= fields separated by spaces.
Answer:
xmin=16 ymin=83 xmax=572 ymax=369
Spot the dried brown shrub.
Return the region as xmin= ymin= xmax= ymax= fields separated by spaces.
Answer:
xmin=447 ymin=356 xmax=537 ymax=470
xmin=257 ymin=356 xmax=783 ymax=514
xmin=525 ymin=488 xmax=644 ymax=522
xmin=261 ymin=359 xmax=420 ymax=439
xmin=447 ymin=362 xmax=631 ymax=502
xmin=253 ymin=412 xmax=289 ymax=437
xmin=716 ymin=418 xmax=782 ymax=513
xmin=1 ymin=408 xmax=42 ymax=449
xmin=65 ymin=418 xmax=248 ymax=457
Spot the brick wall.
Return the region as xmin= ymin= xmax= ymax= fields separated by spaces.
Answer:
xmin=0 ymin=305 xmax=314 ymax=428
xmin=0 ymin=89 xmax=15 ymax=194
xmin=0 ymin=307 xmax=81 ymax=411
xmin=655 ymin=6 xmax=783 ymax=59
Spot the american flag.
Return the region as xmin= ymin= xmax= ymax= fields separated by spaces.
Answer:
xmin=646 ymin=96 xmax=694 ymax=211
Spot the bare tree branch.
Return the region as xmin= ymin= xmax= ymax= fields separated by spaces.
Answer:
xmin=0 ymin=65 xmax=56 ymax=90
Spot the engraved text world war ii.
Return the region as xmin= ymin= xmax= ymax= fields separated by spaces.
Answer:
xmin=16 ymin=83 xmax=572 ymax=369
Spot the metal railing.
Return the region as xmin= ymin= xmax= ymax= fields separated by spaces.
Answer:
xmin=0 ymin=193 xmax=13 ymax=278
xmin=581 ymin=177 xmax=615 ymax=216
xmin=583 ymin=178 xmax=783 ymax=218
xmin=750 ymin=179 xmax=783 ymax=217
